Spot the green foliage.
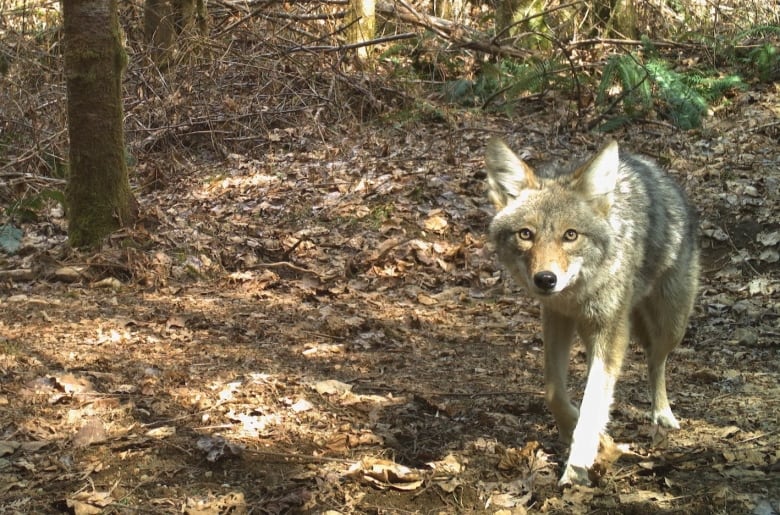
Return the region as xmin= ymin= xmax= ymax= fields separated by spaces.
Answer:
xmin=721 ymin=25 xmax=780 ymax=82
xmin=596 ymin=53 xmax=746 ymax=131
xmin=413 ymin=0 xmax=777 ymax=130
xmin=11 ymin=189 xmax=65 ymax=221
xmin=446 ymin=57 xmax=565 ymax=108
xmin=3 ymin=188 xmax=66 ymax=239
xmin=735 ymin=24 xmax=780 ymax=40
xmin=746 ymin=43 xmax=779 ymax=82
xmin=0 ymin=224 xmax=23 ymax=254
xmin=368 ymin=204 xmax=393 ymax=230
xmin=385 ymin=12 xmax=775 ymax=130
xmin=681 ymin=72 xmax=745 ymax=102
xmin=442 ymin=79 xmax=474 ymax=103
xmin=645 ymin=59 xmax=709 ymax=130
xmin=597 ymin=54 xmax=652 ymax=115
xmin=384 ymin=100 xmax=451 ymax=124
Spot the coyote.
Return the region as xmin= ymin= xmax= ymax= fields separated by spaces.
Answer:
xmin=485 ymin=139 xmax=699 ymax=486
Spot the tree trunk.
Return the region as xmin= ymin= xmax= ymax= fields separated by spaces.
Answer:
xmin=495 ymin=0 xmax=518 ymax=41
xmin=495 ymin=0 xmax=551 ymax=48
xmin=62 ymin=0 xmax=137 ymax=248
xmin=144 ymin=0 xmax=176 ymax=65
xmin=347 ymin=0 xmax=376 ymax=61
xmin=144 ymin=0 xmax=208 ymax=67
xmin=603 ymin=0 xmax=637 ymax=38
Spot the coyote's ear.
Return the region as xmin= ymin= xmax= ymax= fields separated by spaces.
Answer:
xmin=573 ymin=140 xmax=620 ymax=204
xmin=485 ymin=138 xmax=538 ymax=210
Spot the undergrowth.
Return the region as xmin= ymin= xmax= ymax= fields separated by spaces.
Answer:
xmin=462 ymin=26 xmax=776 ymax=130
xmin=0 ymin=0 xmax=778 ymax=225
xmin=428 ymin=2 xmax=779 ymax=130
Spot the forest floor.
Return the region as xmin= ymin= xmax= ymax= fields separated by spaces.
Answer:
xmin=1 ymin=83 xmax=779 ymax=514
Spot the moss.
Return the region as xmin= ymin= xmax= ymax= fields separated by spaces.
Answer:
xmin=62 ymin=0 xmax=137 ymax=248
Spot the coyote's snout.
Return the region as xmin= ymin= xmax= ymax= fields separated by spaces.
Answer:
xmin=485 ymin=138 xmax=700 ymax=486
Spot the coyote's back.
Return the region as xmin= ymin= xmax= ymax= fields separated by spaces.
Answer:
xmin=485 ymin=139 xmax=699 ymax=486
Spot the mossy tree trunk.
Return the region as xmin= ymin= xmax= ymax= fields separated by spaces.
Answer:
xmin=495 ymin=0 xmax=518 ymax=39
xmin=594 ymin=0 xmax=637 ymax=38
xmin=144 ymin=0 xmax=208 ymax=67
xmin=62 ymin=0 xmax=137 ymax=248
xmin=144 ymin=0 xmax=176 ymax=65
xmin=496 ymin=0 xmax=554 ymax=49
xmin=347 ymin=0 xmax=375 ymax=61
xmin=497 ymin=0 xmax=635 ymax=44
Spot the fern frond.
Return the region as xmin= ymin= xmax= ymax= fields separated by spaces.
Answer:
xmin=596 ymin=54 xmax=651 ymax=113
xmin=597 ymin=115 xmax=632 ymax=132
xmin=596 ymin=55 xmax=622 ymax=105
xmin=646 ymin=59 xmax=708 ymax=129
xmin=735 ymin=24 xmax=780 ymax=41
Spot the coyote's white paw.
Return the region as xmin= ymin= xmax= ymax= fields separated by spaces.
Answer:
xmin=652 ymin=408 xmax=680 ymax=429
xmin=558 ymin=463 xmax=590 ymax=487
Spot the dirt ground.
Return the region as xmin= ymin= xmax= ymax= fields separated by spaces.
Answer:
xmin=1 ymin=87 xmax=779 ymax=513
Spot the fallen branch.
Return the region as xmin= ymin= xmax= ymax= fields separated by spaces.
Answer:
xmin=566 ymin=37 xmax=705 ymax=49
xmin=245 ymin=260 xmax=325 ymax=279
xmin=377 ymin=0 xmax=533 ymax=59
xmin=376 ymin=1 xmax=711 ymax=60
xmin=286 ymin=32 xmax=418 ymax=53
xmin=0 ymin=269 xmax=36 ymax=281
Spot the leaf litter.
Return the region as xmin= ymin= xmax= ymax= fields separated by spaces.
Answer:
xmin=0 ymin=83 xmax=779 ymax=515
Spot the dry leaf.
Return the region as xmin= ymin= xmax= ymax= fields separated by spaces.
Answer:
xmin=619 ymin=490 xmax=676 ymax=504
xmin=72 ymin=418 xmax=107 ymax=448
xmin=20 ymin=441 xmax=50 ymax=452
xmin=66 ymin=490 xmax=114 ymax=515
xmin=346 ymin=458 xmax=426 ymax=490
xmin=290 ymin=399 xmax=313 ymax=412
xmin=165 ymin=315 xmax=187 ymax=330
xmin=313 ymin=379 xmax=352 ymax=396
xmin=145 ymin=426 xmax=176 ymax=438
xmin=184 ymin=492 xmax=247 ymax=515
xmin=93 ymin=277 xmax=123 ymax=290
xmin=52 ymin=373 xmax=94 ymax=395
xmin=196 ymin=435 xmax=244 ymax=462
xmin=0 ymin=441 xmax=20 ymax=456
xmin=423 ymin=213 xmax=448 ymax=232
xmin=66 ymin=499 xmax=102 ymax=515
xmin=428 ymin=453 xmax=463 ymax=476
xmin=416 ymin=292 xmax=438 ymax=305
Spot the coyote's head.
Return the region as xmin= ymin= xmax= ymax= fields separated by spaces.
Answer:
xmin=485 ymin=139 xmax=620 ymax=298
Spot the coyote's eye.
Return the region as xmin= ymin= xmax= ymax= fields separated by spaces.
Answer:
xmin=563 ymin=229 xmax=578 ymax=241
xmin=517 ymin=228 xmax=534 ymax=241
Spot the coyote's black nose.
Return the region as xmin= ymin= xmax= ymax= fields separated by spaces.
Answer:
xmin=534 ymin=271 xmax=557 ymax=291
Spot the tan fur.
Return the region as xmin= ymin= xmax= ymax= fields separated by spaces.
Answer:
xmin=485 ymin=138 xmax=700 ymax=486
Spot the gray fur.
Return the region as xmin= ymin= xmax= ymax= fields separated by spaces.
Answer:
xmin=485 ymin=138 xmax=700 ymax=486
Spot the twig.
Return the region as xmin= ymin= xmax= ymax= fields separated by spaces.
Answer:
xmin=748 ymin=119 xmax=780 ymax=132
xmin=245 ymin=448 xmax=352 ymax=464
xmin=0 ymin=129 xmax=67 ymax=173
xmin=737 ymin=429 xmax=779 ymax=444
xmin=0 ymin=269 xmax=36 ymax=281
xmin=567 ymin=37 xmax=704 ymax=50
xmin=288 ymin=32 xmax=418 ymax=53
xmin=376 ymin=1 xmax=532 ymax=59
xmin=262 ymin=9 xmax=349 ymax=21
xmin=245 ymin=261 xmax=324 ymax=278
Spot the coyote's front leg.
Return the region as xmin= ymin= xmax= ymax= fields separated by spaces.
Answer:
xmin=542 ymin=310 xmax=579 ymax=443
xmin=558 ymin=315 xmax=630 ymax=486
